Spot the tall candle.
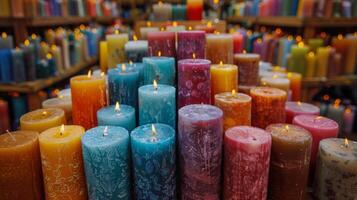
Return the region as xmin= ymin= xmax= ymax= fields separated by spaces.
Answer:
xmin=210 ymin=63 xmax=238 ymax=103
xmin=124 ymin=40 xmax=148 ymax=63
xmin=224 ymin=126 xmax=271 ymax=200
xmin=147 ymin=32 xmax=176 ymax=57
xmin=343 ymin=106 xmax=355 ymax=133
xmin=106 ymin=33 xmax=128 ymax=69
xmin=42 ymin=96 xmax=72 ymax=122
xmin=233 ymin=53 xmax=260 ymax=86
xmin=178 ymin=59 xmax=211 ymax=108
xmin=285 ymin=101 xmax=320 ymax=123
xmin=261 ymin=76 xmax=290 ymax=93
xmin=82 ymin=126 xmax=130 ymax=199
xmin=0 ymin=131 xmax=44 ymax=200
xmin=142 ymin=56 xmax=175 ymax=86
xmin=0 ymin=32 xmax=14 ymax=49
xmin=153 ymin=2 xmax=172 ymax=21
xmin=39 ymin=125 xmax=87 ymax=200
xmin=0 ymin=99 xmax=10 ymax=133
xmin=308 ymin=38 xmax=324 ymax=53
xmin=99 ymin=41 xmax=108 ymax=72
xmin=97 ymin=103 xmax=136 ymax=132
xmin=289 ymin=43 xmax=309 ymax=76
xmin=178 ymin=104 xmax=223 ymax=199
xmin=287 ymin=72 xmax=302 ymax=101
xmin=251 ymin=87 xmax=287 ymax=128
xmin=177 ymin=31 xmax=206 ymax=60
xmin=172 ymin=4 xmax=186 ymax=20
xmin=0 ymin=49 xmax=12 ymax=83
xmin=206 ymin=34 xmax=234 ymax=64
xmin=232 ymin=33 xmax=244 ymax=53
xmin=11 ymin=48 xmax=26 ymax=82
xmin=131 ymin=123 xmax=176 ymax=199
xmin=315 ymin=47 xmax=330 ymax=77
xmin=20 ymin=108 xmax=66 ymax=133
xmin=326 ymin=100 xmax=345 ymax=131
xmin=266 ymin=124 xmax=312 ymax=200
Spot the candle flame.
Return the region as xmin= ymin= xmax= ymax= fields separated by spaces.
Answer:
xmin=129 ymin=60 xmax=133 ymax=65
xmin=58 ymin=95 xmax=64 ymax=99
xmin=337 ymin=34 xmax=343 ymax=40
xmin=344 ymin=138 xmax=349 ymax=148
xmin=207 ymin=21 xmax=212 ymax=28
xmin=121 ymin=64 xmax=126 ymax=71
xmin=243 ymin=50 xmax=247 ymax=54
xmin=114 ymin=30 xmax=119 ymax=34
xmin=87 ymin=70 xmax=92 ymax=78
xmin=115 ymin=102 xmax=120 ymax=112
xmin=285 ymin=125 xmax=289 ymax=131
xmin=192 ymin=53 xmax=196 ymax=59
xmin=323 ymin=95 xmax=330 ymax=101
xmin=60 ymin=124 xmax=65 ymax=136
xmin=100 ymin=72 xmax=105 ymax=77
xmin=320 ymin=32 xmax=327 ymax=38
xmin=172 ymin=21 xmax=178 ymax=27
xmin=24 ymin=39 xmax=30 ymax=46
xmin=231 ymin=89 xmax=236 ymax=96
xmin=158 ymin=1 xmax=163 ymax=6
xmin=79 ymin=24 xmax=86 ymax=30
xmin=31 ymin=34 xmax=37 ymax=39
xmin=133 ymin=35 xmax=138 ymax=41
xmin=296 ymin=35 xmax=302 ymax=42
xmin=257 ymin=38 xmax=262 ymax=43
xmin=308 ymin=52 xmax=315 ymax=57
xmin=298 ymin=42 xmax=304 ymax=47
xmin=103 ymin=126 xmax=108 ymax=136
xmin=42 ymin=111 xmax=48 ymax=116
xmin=334 ymin=99 xmax=341 ymax=108
xmin=46 ymin=53 xmax=52 ymax=60
xmin=275 ymin=28 xmax=282 ymax=35
xmin=2 ymin=32 xmax=7 ymax=38
xmin=345 ymin=108 xmax=352 ymax=114
xmin=247 ymin=30 xmax=252 ymax=36
xmin=214 ymin=31 xmax=220 ymax=35
xmin=151 ymin=124 xmax=157 ymax=137
xmin=147 ymin=21 xmax=152 ymax=27
xmin=316 ymin=116 xmax=323 ymax=120
xmin=158 ymin=51 xmax=162 ymax=57
xmin=188 ymin=26 xmax=192 ymax=30
xmin=51 ymin=45 xmax=57 ymax=50
xmin=153 ymin=80 xmax=158 ymax=91
xmin=219 ymin=61 xmax=223 ymax=66
xmin=297 ymin=101 xmax=302 ymax=106
xmin=287 ymin=35 xmax=293 ymax=40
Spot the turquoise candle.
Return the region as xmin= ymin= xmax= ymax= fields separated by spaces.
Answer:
xmin=126 ymin=62 xmax=144 ymax=86
xmin=82 ymin=126 xmax=130 ymax=200
xmin=108 ymin=64 xmax=139 ymax=109
xmin=131 ymin=123 xmax=176 ymax=199
xmin=97 ymin=103 xmax=136 ymax=132
xmin=142 ymin=57 xmax=175 ymax=86
xmin=139 ymin=83 xmax=176 ymax=129
xmin=11 ymin=48 xmax=26 ymax=82
xmin=172 ymin=5 xmax=186 ymax=20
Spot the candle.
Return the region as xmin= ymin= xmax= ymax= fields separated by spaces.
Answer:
xmin=166 ymin=25 xmax=186 ymax=32
xmin=131 ymin=123 xmax=176 ymax=199
xmin=251 ymin=87 xmax=287 ymax=128
xmin=106 ymin=33 xmax=129 ymax=68
xmin=215 ymin=91 xmax=251 ymax=131
xmin=186 ymin=0 xmax=203 ymax=20
xmin=142 ymin=56 xmax=175 ymax=86
xmin=210 ymin=63 xmax=238 ymax=104
xmin=233 ymin=53 xmax=260 ymax=86
xmin=139 ymin=82 xmax=176 ymax=129
xmin=266 ymin=124 xmax=312 ymax=200
xmin=305 ymin=52 xmax=317 ymax=77
xmin=286 ymin=72 xmax=302 ymax=101
xmin=108 ymin=64 xmax=139 ymax=109
xmin=172 ymin=4 xmax=186 ymax=20
xmin=0 ymin=32 xmax=14 ymax=49
xmin=178 ymin=104 xmax=223 ymax=199
xmin=58 ymin=88 xmax=71 ymax=98
xmin=206 ymin=34 xmax=234 ymax=64
xmin=315 ymin=47 xmax=330 ymax=77
xmin=314 ymin=138 xmax=357 ymax=200
xmin=71 ymin=73 xmax=107 ymax=130
xmin=124 ymin=40 xmax=148 ymax=62
xmin=147 ymin=31 xmax=176 ymax=57
xmin=232 ymin=33 xmax=244 ymax=53
xmin=194 ymin=23 xmax=216 ymax=33
xmin=82 ymin=126 xmax=130 ymax=199
xmin=153 ymin=2 xmax=172 ymax=21
xmin=285 ymin=101 xmax=320 ymax=123
xmin=42 ymin=96 xmax=72 ymax=122
xmin=97 ymin=102 xmax=136 ymax=132
xmin=0 ymin=131 xmax=44 ymax=199
xmin=50 ymin=45 xmax=63 ymax=74
xmin=289 ymin=43 xmax=309 ymax=76
xmin=261 ymin=76 xmax=290 ymax=93
xmin=177 ymin=31 xmax=206 ymax=61
xmin=99 ymin=41 xmax=108 ymax=72
xmin=0 ymin=99 xmax=10 ymax=133
xmin=178 ymin=59 xmax=211 ymax=108
xmin=308 ymin=38 xmax=324 ymax=53
xmin=21 ymin=40 xmax=36 ymax=81
xmin=139 ymin=27 xmax=159 ymax=40
xmin=224 ymin=126 xmax=271 ymax=200
xmin=11 ymin=48 xmax=26 ymax=82
xmin=39 ymin=125 xmax=87 ymax=200
xmin=20 ymin=108 xmax=66 ymax=133
xmin=0 ymin=49 xmax=12 ymax=83
xmin=326 ymin=99 xmax=345 ymax=131
xmin=343 ymin=106 xmax=355 ymax=133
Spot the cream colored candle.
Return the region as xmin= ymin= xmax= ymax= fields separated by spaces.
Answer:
xmin=42 ymin=96 xmax=72 ymax=123
xmin=261 ymin=76 xmax=290 ymax=93
xmin=106 ymin=33 xmax=129 ymax=68
xmin=20 ymin=108 xmax=66 ymax=133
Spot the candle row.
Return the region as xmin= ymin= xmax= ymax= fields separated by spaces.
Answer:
xmin=152 ymin=0 xmax=203 ymax=21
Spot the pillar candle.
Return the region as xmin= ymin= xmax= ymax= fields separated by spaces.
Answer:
xmin=233 ymin=53 xmax=260 ymax=86
xmin=314 ymin=138 xmax=357 ymax=200
xmin=305 ymin=52 xmax=316 ymax=77
xmin=0 ymin=33 xmax=14 ymax=49
xmin=224 ymin=126 xmax=271 ymax=200
xmin=215 ymin=91 xmax=251 ymax=131
xmin=99 ymin=41 xmax=108 ymax=72
xmin=285 ymin=101 xmax=320 ymax=123
xmin=289 ymin=43 xmax=309 ymax=76
xmin=71 ymin=74 xmax=107 ymax=130
xmin=139 ymin=27 xmax=159 ymax=40
xmin=0 ymin=131 xmax=44 ymax=200
xmin=153 ymin=2 xmax=172 ymax=21
xmin=286 ymin=72 xmax=302 ymax=101
xmin=326 ymin=100 xmax=345 ymax=131
xmin=266 ymin=124 xmax=312 ymax=200
xmin=39 ymin=125 xmax=87 ymax=200
xmin=58 ymin=88 xmax=71 ymax=98
xmin=308 ymin=38 xmax=324 ymax=53
xmin=261 ymin=76 xmax=290 ymax=93
xmin=82 ymin=126 xmax=130 ymax=199
xmin=232 ymin=33 xmax=244 ymax=54
xmin=97 ymin=103 xmax=136 ymax=132
xmin=42 ymin=96 xmax=72 ymax=122
xmin=172 ymin=4 xmax=186 ymax=20
xmin=126 ymin=62 xmax=144 ymax=86
xmin=22 ymin=40 xmax=36 ymax=81
xmin=142 ymin=56 xmax=175 ymax=86
xmin=147 ymin=32 xmax=176 ymax=57
xmin=194 ymin=23 xmax=216 ymax=33
xmin=20 ymin=108 xmax=66 ymax=133
xmin=11 ymin=48 xmax=26 ymax=82
xmin=177 ymin=31 xmax=206 ymax=61
xmin=0 ymin=49 xmax=12 ymax=83
xmin=343 ymin=106 xmax=355 ymax=133
xmin=210 ymin=63 xmax=238 ymax=103
xmin=186 ymin=0 xmax=203 ymax=20
xmin=106 ymin=33 xmax=128 ymax=69
xmin=206 ymin=34 xmax=234 ymax=64
xmin=0 ymin=99 xmax=10 ymax=133
xmin=178 ymin=59 xmax=211 ymax=108
xmin=251 ymin=87 xmax=287 ymax=128
xmin=131 ymin=123 xmax=176 ymax=199
xmin=108 ymin=64 xmax=139 ymax=109
xmin=178 ymin=104 xmax=223 ymax=199
xmin=124 ymin=40 xmax=148 ymax=63
xmin=139 ymin=83 xmax=176 ymax=129
xmin=315 ymin=47 xmax=330 ymax=77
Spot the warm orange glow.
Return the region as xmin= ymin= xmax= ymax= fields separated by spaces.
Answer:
xmin=345 ymin=108 xmax=352 ymax=114
xmin=133 ymin=35 xmax=138 ymax=41
xmin=260 ymin=26 xmax=266 ymax=32
xmin=296 ymin=35 xmax=302 ymax=42
xmin=247 ymin=30 xmax=252 ymax=36
xmin=243 ymin=50 xmax=247 ymax=54
xmin=51 ymin=45 xmax=57 ymax=50
xmin=257 ymin=38 xmax=262 ymax=43
xmin=58 ymin=95 xmax=64 ymax=99
xmin=31 ymin=34 xmax=37 ymax=39
xmin=219 ymin=61 xmax=223 ymax=66
xmin=297 ymin=101 xmax=302 ymax=106
xmin=323 ymin=95 xmax=330 ymax=101
xmin=158 ymin=51 xmax=162 ymax=57
xmin=24 ymin=40 xmax=30 ymax=46
xmin=153 ymin=80 xmax=158 ymax=91
xmin=285 ymin=125 xmax=289 ymax=131
xmin=151 ymin=124 xmax=157 ymax=137
xmin=115 ymin=102 xmax=120 ymax=112
xmin=42 ymin=111 xmax=48 ymax=116
xmin=121 ymin=64 xmax=126 ymax=72
xmin=213 ymin=0 xmax=219 ymax=4
xmin=344 ymin=138 xmax=349 ymax=148
xmin=79 ymin=24 xmax=86 ymax=30
xmin=160 ymin=27 xmax=165 ymax=31
xmin=188 ymin=26 xmax=192 ymax=30
xmin=275 ymin=28 xmax=282 ymax=35
xmin=114 ymin=30 xmax=119 ymax=34
xmin=316 ymin=116 xmax=323 ymax=120
xmin=100 ymin=72 xmax=105 ymax=77
xmin=46 ymin=53 xmax=52 ymax=60
xmin=87 ymin=70 xmax=92 ymax=78
xmin=231 ymin=89 xmax=236 ymax=96
xmin=172 ymin=21 xmax=178 ymax=27
xmin=308 ymin=52 xmax=315 ymax=57
xmin=60 ymin=124 xmax=65 ymax=136
xmin=288 ymin=35 xmax=293 ymax=40
xmin=158 ymin=1 xmax=163 ymax=6
xmin=147 ymin=21 xmax=152 ymax=27
xmin=214 ymin=31 xmax=220 ymax=35
xmin=333 ymin=99 xmax=341 ymax=108
xmin=298 ymin=42 xmax=304 ymax=47
xmin=320 ymin=32 xmax=327 ymax=38
xmin=192 ymin=53 xmax=196 ymax=59
xmin=129 ymin=60 xmax=133 ymax=65
xmin=337 ymin=34 xmax=343 ymax=40
xmin=207 ymin=21 xmax=212 ymax=28
xmin=272 ymin=75 xmax=278 ymax=79
xmin=2 ymin=32 xmax=7 ymax=38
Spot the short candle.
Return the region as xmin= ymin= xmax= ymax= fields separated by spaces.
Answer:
xmin=210 ymin=63 xmax=238 ymax=104
xmin=285 ymin=101 xmax=320 ymax=123
xmin=20 ymin=108 xmax=66 ymax=133
xmin=97 ymin=102 xmax=136 ymax=132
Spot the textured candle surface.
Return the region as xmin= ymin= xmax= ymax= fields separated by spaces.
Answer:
xmin=285 ymin=101 xmax=320 ymax=123
xmin=106 ymin=34 xmax=129 ymax=68
xmin=206 ymin=34 xmax=234 ymax=64
xmin=177 ymin=31 xmax=206 ymax=60
xmin=20 ymin=108 xmax=66 ymax=133
xmin=148 ymin=32 xmax=176 ymax=57
xmin=210 ymin=64 xmax=238 ymax=103
xmin=97 ymin=104 xmax=136 ymax=132
xmin=234 ymin=53 xmax=260 ymax=86
xmin=142 ymin=56 xmax=175 ymax=86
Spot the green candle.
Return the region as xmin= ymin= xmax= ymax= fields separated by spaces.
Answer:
xmin=289 ymin=43 xmax=309 ymax=77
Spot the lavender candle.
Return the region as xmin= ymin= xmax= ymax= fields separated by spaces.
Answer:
xmin=177 ymin=31 xmax=206 ymax=61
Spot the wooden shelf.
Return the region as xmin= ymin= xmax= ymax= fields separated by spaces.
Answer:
xmin=302 ymin=75 xmax=357 ymax=88
xmin=27 ymin=16 xmax=92 ymax=27
xmin=0 ymin=57 xmax=98 ymax=93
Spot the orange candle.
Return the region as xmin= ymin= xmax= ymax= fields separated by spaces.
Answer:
xmin=71 ymin=72 xmax=107 ymax=130
xmin=20 ymin=108 xmax=66 ymax=133
xmin=0 ymin=131 xmax=44 ymax=200
xmin=39 ymin=125 xmax=87 ymax=200
xmin=287 ymin=72 xmax=302 ymax=101
xmin=210 ymin=63 xmax=238 ymax=103
xmin=206 ymin=34 xmax=234 ymax=64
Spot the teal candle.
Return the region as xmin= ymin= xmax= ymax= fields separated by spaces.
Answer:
xmin=131 ymin=123 xmax=176 ymax=199
xmin=97 ymin=103 xmax=136 ymax=132
xmin=126 ymin=62 xmax=144 ymax=86
xmin=172 ymin=5 xmax=186 ymax=20
xmin=82 ymin=126 xmax=130 ymax=200
xmin=11 ymin=48 xmax=26 ymax=82
xmin=289 ymin=44 xmax=309 ymax=76
xmin=0 ymin=49 xmax=12 ymax=83
xmin=142 ymin=57 xmax=175 ymax=86
xmin=139 ymin=83 xmax=176 ymax=129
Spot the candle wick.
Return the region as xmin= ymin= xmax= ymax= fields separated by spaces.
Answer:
xmin=6 ymin=130 xmax=16 ymax=142
xmin=103 ymin=126 xmax=109 ymax=137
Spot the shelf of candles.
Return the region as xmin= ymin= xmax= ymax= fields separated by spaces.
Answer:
xmin=0 ymin=57 xmax=97 ymax=93
xmin=302 ymin=75 xmax=357 ymax=88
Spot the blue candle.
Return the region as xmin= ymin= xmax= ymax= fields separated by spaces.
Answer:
xmin=139 ymin=83 xmax=176 ymax=129
xmin=131 ymin=123 xmax=176 ymax=199
xmin=21 ymin=40 xmax=36 ymax=81
xmin=11 ymin=48 xmax=26 ymax=82
xmin=82 ymin=126 xmax=131 ymax=200
xmin=0 ymin=49 xmax=12 ymax=83
xmin=97 ymin=102 xmax=136 ymax=132
xmin=142 ymin=56 xmax=175 ymax=86
xmin=108 ymin=64 xmax=139 ymax=109
xmin=172 ymin=5 xmax=186 ymax=20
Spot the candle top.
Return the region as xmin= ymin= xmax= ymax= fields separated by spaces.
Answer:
xmin=293 ymin=115 xmax=339 ymax=131
xmin=82 ymin=126 xmax=129 ymax=147
xmin=179 ymin=104 xmax=223 ymax=121
xmin=211 ymin=63 xmax=237 ymax=70
xmin=98 ymin=104 xmax=135 ymax=118
xmin=287 ymin=72 xmax=302 ymax=79
xmin=140 ymin=27 xmax=160 ymax=31
xmin=234 ymin=53 xmax=260 ymax=60
xmin=70 ymin=74 xmax=105 ymax=83
xmin=0 ymin=131 xmax=38 ymax=148
xmin=20 ymin=108 xmax=65 ymax=123
xmin=177 ymin=30 xmax=206 ymax=36
xmin=58 ymin=88 xmax=71 ymax=98
xmin=131 ymin=123 xmax=175 ymax=144
xmin=260 ymin=71 xmax=287 ymax=78
xmin=178 ymin=59 xmax=211 ymax=66
xmin=226 ymin=126 xmax=271 ymax=145
xmin=139 ymin=84 xmax=175 ymax=95
xmin=143 ymin=56 xmax=175 ymax=63
xmin=261 ymin=76 xmax=290 ymax=85
xmin=147 ymin=31 xmax=175 ymax=38
xmin=106 ymin=33 xmax=129 ymax=39
xmin=266 ymin=123 xmax=312 ymax=143
xmin=251 ymin=87 xmax=287 ymax=98
xmin=108 ymin=64 xmax=138 ymax=75
xmin=286 ymin=101 xmax=320 ymax=114
xmin=39 ymin=125 xmax=85 ymax=143
xmin=215 ymin=92 xmax=251 ymax=104
xmin=320 ymin=138 xmax=357 ymax=161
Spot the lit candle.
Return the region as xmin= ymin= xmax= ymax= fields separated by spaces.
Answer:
xmin=206 ymin=34 xmax=234 ymax=64
xmin=82 ymin=126 xmax=130 ymax=199
xmin=50 ymin=45 xmax=63 ymax=74
xmin=20 ymin=108 xmax=66 ymax=133
xmin=232 ymin=33 xmax=244 ymax=53
xmin=326 ymin=99 xmax=345 ymax=133
xmin=124 ymin=40 xmax=148 ymax=63
xmin=172 ymin=4 xmax=186 ymax=20
xmin=0 ymin=32 xmax=14 ymax=49
xmin=261 ymin=76 xmax=290 ymax=93
xmin=233 ymin=53 xmax=260 ymax=86
xmin=142 ymin=56 xmax=175 ymax=86
xmin=285 ymin=101 xmax=320 ymax=123
xmin=42 ymin=96 xmax=72 ymax=123
xmin=289 ymin=42 xmax=309 ymax=76
xmin=106 ymin=33 xmax=129 ymax=69
xmin=308 ymin=38 xmax=324 ymax=53
xmin=287 ymin=72 xmax=302 ymax=101
xmin=97 ymin=102 xmax=136 ymax=132
xmin=153 ymin=2 xmax=172 ymax=21
xmin=177 ymin=31 xmax=206 ymax=60
xmin=343 ymin=106 xmax=355 ymax=133
xmin=194 ymin=22 xmax=216 ymax=33
xmin=147 ymin=31 xmax=176 ymax=57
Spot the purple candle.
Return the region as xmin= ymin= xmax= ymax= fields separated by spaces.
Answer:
xmin=178 ymin=59 xmax=211 ymax=108
xmin=148 ymin=32 xmax=176 ymax=57
xmin=178 ymin=104 xmax=223 ymax=200
xmin=177 ymin=31 xmax=206 ymax=61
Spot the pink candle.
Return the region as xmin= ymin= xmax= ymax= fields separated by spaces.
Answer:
xmin=178 ymin=104 xmax=223 ymax=199
xmin=224 ymin=126 xmax=271 ymax=200
xmin=177 ymin=31 xmax=206 ymax=61
xmin=147 ymin=32 xmax=176 ymax=57
xmin=0 ymin=99 xmax=10 ymax=133
xmin=285 ymin=101 xmax=320 ymax=123
xmin=178 ymin=59 xmax=211 ymax=108
xmin=232 ymin=33 xmax=244 ymax=54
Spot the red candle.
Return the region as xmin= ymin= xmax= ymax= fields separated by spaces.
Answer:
xmin=186 ymin=0 xmax=203 ymax=20
xmin=147 ymin=32 xmax=176 ymax=57
xmin=232 ymin=33 xmax=244 ymax=54
xmin=285 ymin=101 xmax=320 ymax=123
xmin=0 ymin=99 xmax=10 ymax=133
xmin=224 ymin=126 xmax=271 ymax=200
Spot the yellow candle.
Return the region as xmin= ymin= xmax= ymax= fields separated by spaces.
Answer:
xmin=99 ymin=41 xmax=108 ymax=72
xmin=20 ymin=108 xmax=66 ymax=133
xmin=106 ymin=33 xmax=129 ymax=69
xmin=39 ymin=125 xmax=87 ymax=200
xmin=305 ymin=52 xmax=316 ymax=77
xmin=0 ymin=131 xmax=44 ymax=200
xmin=316 ymin=47 xmax=330 ymax=77
xmin=287 ymin=72 xmax=302 ymax=102
xmin=42 ymin=96 xmax=72 ymax=123
xmin=261 ymin=76 xmax=290 ymax=93
xmin=210 ymin=63 xmax=238 ymax=103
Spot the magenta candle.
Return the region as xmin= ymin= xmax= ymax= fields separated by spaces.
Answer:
xmin=232 ymin=33 xmax=244 ymax=54
xmin=178 ymin=59 xmax=211 ymax=108
xmin=147 ymin=32 xmax=176 ymax=57
xmin=224 ymin=126 xmax=272 ymax=200
xmin=177 ymin=31 xmax=206 ymax=61
xmin=178 ymin=104 xmax=223 ymax=199
xmin=285 ymin=101 xmax=320 ymax=123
